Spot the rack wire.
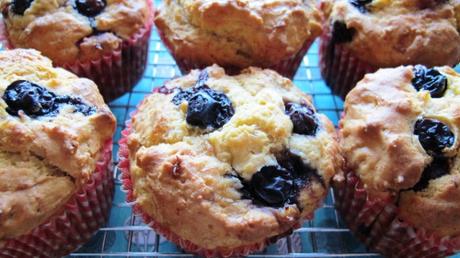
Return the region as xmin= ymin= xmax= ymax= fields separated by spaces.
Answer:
xmin=66 ymin=10 xmax=384 ymax=257
xmin=0 ymin=2 xmax=457 ymax=258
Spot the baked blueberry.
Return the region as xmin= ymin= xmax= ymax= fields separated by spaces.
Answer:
xmin=3 ymin=80 xmax=59 ymax=117
xmin=75 ymin=0 xmax=106 ymax=17
xmin=285 ymin=102 xmax=318 ymax=136
xmin=414 ymin=118 xmax=455 ymax=156
xmin=350 ymin=0 xmax=372 ymax=13
xmin=186 ymin=87 xmax=234 ymax=130
xmin=2 ymin=80 xmax=95 ymax=117
xmin=250 ymin=166 xmax=294 ymax=207
xmin=412 ymin=157 xmax=450 ymax=191
xmin=412 ymin=65 xmax=447 ymax=98
xmin=171 ymin=86 xmax=197 ymax=105
xmin=172 ymin=85 xmax=234 ymax=130
xmin=239 ymin=151 xmax=321 ymax=208
xmin=331 ymin=21 xmax=356 ymax=44
xmin=11 ymin=0 xmax=33 ymax=15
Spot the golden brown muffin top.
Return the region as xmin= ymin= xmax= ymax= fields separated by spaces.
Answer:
xmin=0 ymin=49 xmax=116 ymax=240
xmin=321 ymin=0 xmax=460 ymax=67
xmin=154 ymin=0 xmax=322 ymax=69
xmin=126 ymin=65 xmax=341 ymax=250
xmin=0 ymin=0 xmax=151 ymax=64
xmin=340 ymin=65 xmax=460 ymax=237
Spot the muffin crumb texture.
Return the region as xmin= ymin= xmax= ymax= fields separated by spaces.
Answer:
xmin=126 ymin=65 xmax=341 ymax=250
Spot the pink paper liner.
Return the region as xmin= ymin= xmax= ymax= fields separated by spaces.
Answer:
xmin=0 ymin=141 xmax=114 ymax=258
xmin=118 ymin=90 xmax=300 ymax=257
xmin=319 ymin=25 xmax=377 ymax=99
xmin=333 ymin=171 xmax=459 ymax=258
xmin=0 ymin=1 xmax=153 ymax=102
xmin=157 ymin=27 xmax=314 ymax=79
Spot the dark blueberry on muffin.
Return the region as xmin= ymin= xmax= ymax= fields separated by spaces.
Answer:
xmin=412 ymin=157 xmax=450 ymax=191
xmin=241 ymin=151 xmax=321 ymax=208
xmin=172 ymin=85 xmax=234 ymax=130
xmin=412 ymin=65 xmax=447 ymax=98
xmin=285 ymin=102 xmax=318 ymax=136
xmin=414 ymin=118 xmax=454 ymax=156
xmin=186 ymin=88 xmax=234 ymax=130
xmin=75 ymin=0 xmax=107 ymax=17
xmin=3 ymin=80 xmax=95 ymax=117
xmin=11 ymin=0 xmax=33 ymax=15
xmin=249 ymin=166 xmax=294 ymax=207
xmin=277 ymin=150 xmax=324 ymax=188
xmin=3 ymin=80 xmax=59 ymax=117
xmin=350 ymin=0 xmax=372 ymax=13
xmin=331 ymin=21 xmax=356 ymax=44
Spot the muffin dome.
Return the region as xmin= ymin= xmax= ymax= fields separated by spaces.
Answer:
xmin=154 ymin=0 xmax=322 ymax=71
xmin=340 ymin=65 xmax=460 ymax=237
xmin=122 ymin=65 xmax=341 ymax=252
xmin=322 ymin=0 xmax=460 ymax=67
xmin=0 ymin=0 xmax=151 ymax=64
xmin=0 ymin=49 xmax=116 ymax=240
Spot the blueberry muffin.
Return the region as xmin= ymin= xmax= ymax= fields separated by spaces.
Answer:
xmin=154 ymin=0 xmax=322 ymax=79
xmin=0 ymin=49 xmax=116 ymax=257
xmin=319 ymin=0 xmax=460 ymax=99
xmin=0 ymin=0 xmax=153 ymax=100
xmin=336 ymin=65 xmax=460 ymax=257
xmin=119 ymin=65 xmax=341 ymax=257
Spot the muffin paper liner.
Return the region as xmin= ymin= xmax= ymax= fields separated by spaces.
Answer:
xmin=118 ymin=89 xmax=300 ymax=257
xmin=0 ymin=142 xmax=114 ymax=258
xmin=157 ymin=27 xmax=314 ymax=79
xmin=319 ymin=27 xmax=377 ymax=99
xmin=334 ymin=171 xmax=460 ymax=258
xmin=0 ymin=2 xmax=153 ymax=102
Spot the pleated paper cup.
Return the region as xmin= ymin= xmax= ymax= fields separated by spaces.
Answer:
xmin=0 ymin=141 xmax=114 ymax=258
xmin=333 ymin=171 xmax=460 ymax=258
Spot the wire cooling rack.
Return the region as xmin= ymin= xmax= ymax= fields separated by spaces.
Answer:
xmin=26 ymin=1 xmax=455 ymax=257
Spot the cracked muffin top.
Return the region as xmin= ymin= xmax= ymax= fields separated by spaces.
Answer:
xmin=0 ymin=49 xmax=115 ymax=241
xmin=340 ymin=65 xmax=460 ymax=237
xmin=124 ymin=65 xmax=341 ymax=251
xmin=154 ymin=0 xmax=322 ymax=69
xmin=0 ymin=0 xmax=151 ymax=64
xmin=320 ymin=0 xmax=460 ymax=67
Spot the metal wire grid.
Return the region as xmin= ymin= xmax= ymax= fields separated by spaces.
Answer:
xmin=65 ymin=8 xmax=387 ymax=256
xmin=0 ymin=2 xmax=456 ymax=258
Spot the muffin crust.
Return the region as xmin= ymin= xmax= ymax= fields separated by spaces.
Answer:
xmin=0 ymin=0 xmax=150 ymax=64
xmin=0 ymin=49 xmax=116 ymax=240
xmin=155 ymin=0 xmax=322 ymax=70
xmin=126 ymin=65 xmax=341 ymax=250
xmin=340 ymin=65 xmax=460 ymax=237
xmin=321 ymin=0 xmax=460 ymax=67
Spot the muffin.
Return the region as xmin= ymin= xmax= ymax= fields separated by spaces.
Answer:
xmin=336 ymin=65 xmax=460 ymax=257
xmin=0 ymin=49 xmax=116 ymax=257
xmin=0 ymin=0 xmax=153 ymax=101
xmin=154 ymin=0 xmax=322 ymax=79
xmin=119 ymin=65 xmax=341 ymax=257
xmin=319 ymin=0 xmax=460 ymax=99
